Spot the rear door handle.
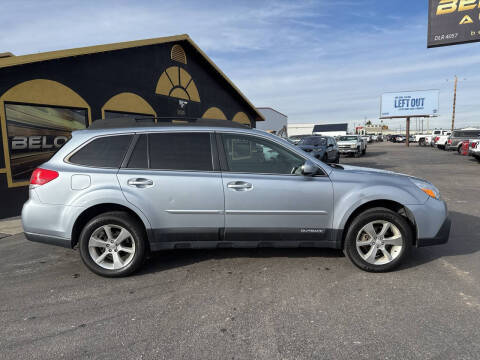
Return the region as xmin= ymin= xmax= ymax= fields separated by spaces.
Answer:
xmin=127 ymin=178 xmax=154 ymax=188
xmin=227 ymin=181 xmax=253 ymax=191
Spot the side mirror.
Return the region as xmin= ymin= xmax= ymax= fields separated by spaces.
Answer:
xmin=301 ymin=161 xmax=318 ymax=176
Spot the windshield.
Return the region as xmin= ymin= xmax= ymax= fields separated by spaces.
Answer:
xmin=299 ymin=137 xmax=326 ymax=146
xmin=338 ymin=136 xmax=358 ymax=141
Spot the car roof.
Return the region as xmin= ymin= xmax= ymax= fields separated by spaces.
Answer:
xmin=72 ymin=117 xmax=281 ymax=140
xmin=87 ymin=117 xmax=249 ymax=130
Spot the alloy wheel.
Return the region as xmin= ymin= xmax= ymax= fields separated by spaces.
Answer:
xmin=355 ymin=220 xmax=403 ymax=265
xmin=88 ymin=224 xmax=136 ymax=270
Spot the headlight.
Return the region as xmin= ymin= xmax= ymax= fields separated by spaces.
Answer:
xmin=350 ymin=144 xmax=356 ymax=148
xmin=411 ymin=179 xmax=440 ymax=200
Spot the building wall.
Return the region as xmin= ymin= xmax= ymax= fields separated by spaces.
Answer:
xmin=0 ymin=40 xmax=259 ymax=218
xmin=287 ymin=123 xmax=315 ymax=136
xmin=256 ymin=108 xmax=287 ymax=133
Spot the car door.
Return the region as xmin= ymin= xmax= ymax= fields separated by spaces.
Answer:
xmin=328 ymin=137 xmax=338 ymax=161
xmin=218 ymin=132 xmax=334 ymax=243
xmin=117 ymin=131 xmax=224 ymax=246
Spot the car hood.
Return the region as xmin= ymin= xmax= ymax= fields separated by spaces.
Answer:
xmin=335 ymin=164 xmax=427 ymax=182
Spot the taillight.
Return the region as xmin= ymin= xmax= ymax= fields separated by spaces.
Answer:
xmin=448 ymin=138 xmax=452 ymax=144
xmin=30 ymin=168 xmax=59 ymax=186
xmin=434 ymin=136 xmax=440 ymax=143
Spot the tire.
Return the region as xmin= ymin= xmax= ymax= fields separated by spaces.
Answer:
xmin=322 ymin=154 xmax=328 ymax=163
xmin=457 ymin=145 xmax=462 ymax=154
xmin=354 ymin=148 xmax=361 ymax=158
xmin=362 ymin=147 xmax=366 ymax=155
xmin=334 ymin=153 xmax=340 ymax=164
xmin=419 ymin=138 xmax=425 ymax=146
xmin=343 ymin=207 xmax=412 ymax=272
xmin=79 ymin=211 xmax=147 ymax=277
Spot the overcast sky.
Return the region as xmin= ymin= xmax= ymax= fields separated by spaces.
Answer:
xmin=1 ymin=0 xmax=479 ymax=130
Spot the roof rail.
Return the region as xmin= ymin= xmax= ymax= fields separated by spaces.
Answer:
xmin=87 ymin=116 xmax=250 ymax=130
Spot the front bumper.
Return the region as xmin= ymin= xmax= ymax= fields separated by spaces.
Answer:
xmin=408 ymin=198 xmax=450 ymax=247
xmin=417 ymin=217 xmax=451 ymax=247
xmin=339 ymin=149 xmax=357 ymax=154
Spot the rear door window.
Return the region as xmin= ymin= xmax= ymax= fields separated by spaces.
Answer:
xmin=128 ymin=132 xmax=213 ymax=171
xmin=69 ymin=135 xmax=133 ymax=168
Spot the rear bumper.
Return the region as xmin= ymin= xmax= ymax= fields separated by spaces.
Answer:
xmin=417 ymin=217 xmax=451 ymax=247
xmin=24 ymin=232 xmax=71 ymax=248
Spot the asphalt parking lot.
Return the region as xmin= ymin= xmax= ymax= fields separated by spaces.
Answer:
xmin=1 ymin=142 xmax=479 ymax=360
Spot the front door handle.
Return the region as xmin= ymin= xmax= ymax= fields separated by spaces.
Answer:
xmin=127 ymin=178 xmax=154 ymax=188
xmin=227 ymin=181 xmax=253 ymax=191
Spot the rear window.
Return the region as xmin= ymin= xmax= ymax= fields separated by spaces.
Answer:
xmin=299 ymin=137 xmax=327 ymax=146
xmin=69 ymin=135 xmax=133 ymax=168
xmin=127 ymin=132 xmax=213 ymax=171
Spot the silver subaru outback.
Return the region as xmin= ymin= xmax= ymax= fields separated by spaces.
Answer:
xmin=22 ymin=118 xmax=450 ymax=277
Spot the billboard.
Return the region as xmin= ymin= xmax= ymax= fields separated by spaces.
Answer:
xmin=380 ymin=90 xmax=440 ymax=119
xmin=5 ymin=103 xmax=88 ymax=182
xmin=428 ymin=0 xmax=480 ymax=47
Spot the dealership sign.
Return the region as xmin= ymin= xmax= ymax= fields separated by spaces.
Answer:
xmin=428 ymin=0 xmax=480 ymax=47
xmin=380 ymin=90 xmax=440 ymax=118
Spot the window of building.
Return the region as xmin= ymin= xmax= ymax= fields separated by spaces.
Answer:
xmin=4 ymin=102 xmax=88 ymax=182
xmin=69 ymin=135 xmax=133 ymax=168
xmin=104 ymin=110 xmax=154 ymax=122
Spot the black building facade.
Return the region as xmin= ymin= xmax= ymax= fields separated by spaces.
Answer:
xmin=0 ymin=34 xmax=263 ymax=219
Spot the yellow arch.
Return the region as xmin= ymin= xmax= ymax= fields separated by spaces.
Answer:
xmin=232 ymin=112 xmax=251 ymax=126
xmin=156 ymin=66 xmax=200 ymax=102
xmin=202 ymin=107 xmax=227 ymax=120
xmin=0 ymin=79 xmax=91 ymax=187
xmin=101 ymin=92 xmax=157 ymax=119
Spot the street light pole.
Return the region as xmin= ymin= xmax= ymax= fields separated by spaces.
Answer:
xmin=451 ymin=75 xmax=458 ymax=131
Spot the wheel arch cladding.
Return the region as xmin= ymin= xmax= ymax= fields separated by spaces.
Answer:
xmin=338 ymin=200 xmax=417 ymax=248
xmin=71 ymin=203 xmax=150 ymax=249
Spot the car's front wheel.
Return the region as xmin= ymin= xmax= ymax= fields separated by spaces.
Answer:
xmin=79 ymin=211 xmax=147 ymax=277
xmin=344 ymin=208 xmax=412 ymax=272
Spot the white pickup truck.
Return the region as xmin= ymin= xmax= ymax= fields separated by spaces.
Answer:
xmin=434 ymin=131 xmax=452 ymax=150
xmin=415 ymin=130 xmax=450 ymax=147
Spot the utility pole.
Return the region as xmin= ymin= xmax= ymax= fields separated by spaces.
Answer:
xmin=451 ymin=75 xmax=458 ymax=131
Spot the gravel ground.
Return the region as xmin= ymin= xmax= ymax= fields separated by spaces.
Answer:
xmin=1 ymin=142 xmax=479 ymax=360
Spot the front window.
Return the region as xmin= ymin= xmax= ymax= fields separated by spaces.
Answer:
xmin=221 ymin=134 xmax=305 ymax=175
xmin=338 ymin=136 xmax=358 ymax=141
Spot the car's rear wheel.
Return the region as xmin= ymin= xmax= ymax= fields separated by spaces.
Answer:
xmin=344 ymin=208 xmax=412 ymax=272
xmin=79 ymin=211 xmax=147 ymax=277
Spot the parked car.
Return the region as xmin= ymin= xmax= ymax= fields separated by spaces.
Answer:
xmin=337 ymin=135 xmax=366 ymax=157
xmin=297 ymin=136 xmax=339 ymax=163
xmin=392 ymin=135 xmax=405 ymax=143
xmin=288 ymin=134 xmax=310 ymax=145
xmin=415 ymin=130 xmax=449 ymax=147
xmin=361 ymin=135 xmax=374 ymax=144
xmin=446 ymin=129 xmax=480 ymax=153
xmin=469 ymin=139 xmax=480 ymax=161
xmin=434 ymin=131 xmax=451 ymax=150
xmin=22 ymin=117 xmax=450 ymax=277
